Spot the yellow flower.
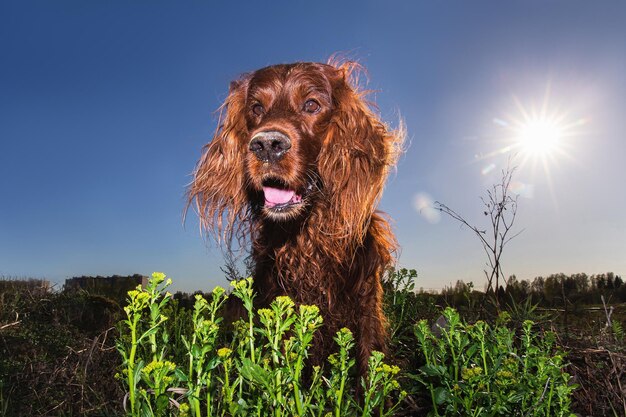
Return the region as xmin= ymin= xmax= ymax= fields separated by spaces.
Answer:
xmin=142 ymin=360 xmax=176 ymax=376
xmin=504 ymin=357 xmax=517 ymax=368
xmin=275 ymin=295 xmax=294 ymax=305
xmin=496 ymin=370 xmax=514 ymax=380
xmin=179 ymin=403 xmax=190 ymax=416
xmin=151 ymin=272 xmax=166 ymax=283
xmin=461 ymin=365 xmax=483 ymax=380
xmin=212 ymin=286 xmax=225 ymax=297
xmin=300 ymin=304 xmax=319 ymax=316
xmin=217 ymin=347 xmax=232 ymax=358
xmin=143 ymin=361 xmax=156 ymax=375
xmin=327 ymin=353 xmax=338 ymax=366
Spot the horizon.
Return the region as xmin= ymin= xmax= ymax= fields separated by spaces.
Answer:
xmin=3 ymin=270 xmax=623 ymax=297
xmin=1 ymin=1 xmax=625 ymax=293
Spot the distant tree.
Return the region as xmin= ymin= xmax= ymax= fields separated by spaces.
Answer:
xmin=435 ymin=165 xmax=522 ymax=309
xmin=531 ymin=276 xmax=545 ymax=298
xmin=506 ymin=275 xmax=531 ymax=301
xmin=519 ymin=279 xmax=531 ymax=298
xmin=543 ymin=274 xmax=562 ymax=305
xmin=616 ymin=276 xmax=626 ymax=302
xmin=440 ymin=280 xmax=476 ymax=308
xmin=571 ymin=273 xmax=590 ymax=293
xmin=607 ymin=272 xmax=617 ymax=290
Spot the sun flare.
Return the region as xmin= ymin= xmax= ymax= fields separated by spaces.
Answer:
xmin=516 ymin=117 xmax=563 ymax=157
xmin=495 ymin=88 xmax=586 ymax=172
xmin=478 ymin=87 xmax=587 ymax=207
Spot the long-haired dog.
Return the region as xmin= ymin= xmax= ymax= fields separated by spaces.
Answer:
xmin=188 ymin=59 xmax=403 ymax=375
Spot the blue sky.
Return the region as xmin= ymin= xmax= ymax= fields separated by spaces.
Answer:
xmin=1 ymin=1 xmax=624 ymax=292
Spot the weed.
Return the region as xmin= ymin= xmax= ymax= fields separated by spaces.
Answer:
xmin=117 ymin=272 xmax=404 ymax=416
xmin=412 ymin=308 xmax=577 ymax=416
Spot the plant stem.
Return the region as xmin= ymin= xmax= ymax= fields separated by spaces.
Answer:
xmin=128 ymin=314 xmax=140 ymax=416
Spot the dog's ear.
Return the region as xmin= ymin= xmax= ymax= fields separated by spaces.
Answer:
xmin=187 ymin=76 xmax=251 ymax=243
xmin=317 ymin=62 xmax=403 ymax=247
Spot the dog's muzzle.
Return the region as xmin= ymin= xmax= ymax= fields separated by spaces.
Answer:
xmin=249 ymin=131 xmax=292 ymax=163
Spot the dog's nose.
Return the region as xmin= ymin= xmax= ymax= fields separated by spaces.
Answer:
xmin=249 ymin=131 xmax=292 ymax=163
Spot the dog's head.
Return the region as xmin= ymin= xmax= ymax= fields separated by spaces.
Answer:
xmin=188 ymin=59 xmax=403 ymax=243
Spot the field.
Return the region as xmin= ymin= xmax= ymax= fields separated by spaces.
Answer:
xmin=1 ymin=270 xmax=625 ymax=416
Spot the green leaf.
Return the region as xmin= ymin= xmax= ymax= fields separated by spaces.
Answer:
xmin=421 ymin=364 xmax=446 ymax=377
xmin=191 ymin=344 xmax=201 ymax=358
xmin=465 ymin=343 xmax=478 ymax=359
xmin=205 ymin=356 xmax=220 ymax=371
xmin=174 ymin=368 xmax=188 ymax=382
xmin=433 ymin=387 xmax=450 ymax=405
xmin=239 ymin=358 xmax=271 ymax=389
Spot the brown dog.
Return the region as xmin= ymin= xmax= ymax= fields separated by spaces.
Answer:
xmin=188 ymin=59 xmax=403 ymax=375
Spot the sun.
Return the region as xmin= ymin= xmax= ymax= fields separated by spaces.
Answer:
xmin=500 ymin=88 xmax=585 ymax=172
xmin=479 ymin=84 xmax=588 ymax=182
xmin=516 ymin=117 xmax=563 ymax=157
xmin=477 ymin=86 xmax=589 ymax=210
xmin=477 ymin=86 xmax=588 ymax=201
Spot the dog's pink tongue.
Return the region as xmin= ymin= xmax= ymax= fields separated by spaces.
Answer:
xmin=263 ymin=186 xmax=295 ymax=208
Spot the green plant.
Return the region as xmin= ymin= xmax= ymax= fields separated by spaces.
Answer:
xmin=117 ymin=272 xmax=174 ymax=416
xmin=384 ymin=268 xmax=418 ymax=342
xmin=503 ymin=294 xmax=547 ymax=326
xmin=180 ymin=288 xmax=227 ymax=416
xmin=116 ymin=272 xmax=405 ymax=416
xmin=383 ymin=268 xmax=438 ymax=358
xmin=413 ymin=307 xmax=577 ymax=416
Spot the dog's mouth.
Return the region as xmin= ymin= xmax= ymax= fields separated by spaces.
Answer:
xmin=258 ymin=177 xmax=322 ymax=219
xmin=263 ymin=186 xmax=302 ymax=208
xmin=261 ymin=178 xmax=304 ymax=211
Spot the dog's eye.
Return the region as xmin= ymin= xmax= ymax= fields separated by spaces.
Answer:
xmin=252 ymin=103 xmax=265 ymax=116
xmin=303 ymin=99 xmax=321 ymax=114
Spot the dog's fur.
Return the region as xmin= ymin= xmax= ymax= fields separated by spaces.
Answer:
xmin=188 ymin=59 xmax=403 ymax=374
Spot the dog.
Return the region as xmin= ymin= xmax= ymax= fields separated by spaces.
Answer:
xmin=188 ymin=58 xmax=403 ymax=376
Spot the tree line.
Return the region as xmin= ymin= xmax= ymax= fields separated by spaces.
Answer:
xmin=440 ymin=272 xmax=625 ymax=307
